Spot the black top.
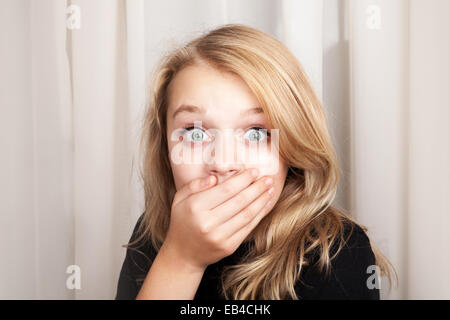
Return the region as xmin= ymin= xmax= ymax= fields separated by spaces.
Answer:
xmin=115 ymin=214 xmax=380 ymax=300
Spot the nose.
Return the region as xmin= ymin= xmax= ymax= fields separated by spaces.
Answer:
xmin=208 ymin=163 xmax=245 ymax=184
xmin=206 ymin=129 xmax=245 ymax=184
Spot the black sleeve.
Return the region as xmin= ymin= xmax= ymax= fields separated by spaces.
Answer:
xmin=295 ymin=223 xmax=380 ymax=300
xmin=115 ymin=214 xmax=157 ymax=300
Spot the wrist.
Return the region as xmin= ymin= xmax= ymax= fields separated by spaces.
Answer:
xmin=159 ymin=242 xmax=207 ymax=275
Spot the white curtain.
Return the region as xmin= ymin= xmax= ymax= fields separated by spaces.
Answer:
xmin=0 ymin=0 xmax=448 ymax=299
xmin=349 ymin=0 xmax=450 ymax=299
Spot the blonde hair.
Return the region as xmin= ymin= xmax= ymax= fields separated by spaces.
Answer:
xmin=126 ymin=24 xmax=398 ymax=299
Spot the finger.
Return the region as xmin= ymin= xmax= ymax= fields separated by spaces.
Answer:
xmin=209 ymin=175 xmax=273 ymax=227
xmin=227 ymin=195 xmax=273 ymax=247
xmin=172 ymin=175 xmax=217 ymax=207
xmin=189 ymin=168 xmax=259 ymax=211
xmin=217 ymin=185 xmax=274 ymax=240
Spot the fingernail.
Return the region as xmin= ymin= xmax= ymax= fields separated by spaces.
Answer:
xmin=265 ymin=177 xmax=273 ymax=186
xmin=267 ymin=187 xmax=274 ymax=195
xmin=251 ymin=168 xmax=259 ymax=178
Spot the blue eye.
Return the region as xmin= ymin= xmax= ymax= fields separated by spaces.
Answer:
xmin=181 ymin=126 xmax=270 ymax=143
xmin=243 ymin=127 xmax=271 ymax=142
xmin=182 ymin=126 xmax=211 ymax=143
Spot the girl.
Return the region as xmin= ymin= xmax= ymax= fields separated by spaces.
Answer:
xmin=116 ymin=24 xmax=397 ymax=300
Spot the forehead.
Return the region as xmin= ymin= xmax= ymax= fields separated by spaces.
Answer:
xmin=167 ymin=63 xmax=265 ymax=125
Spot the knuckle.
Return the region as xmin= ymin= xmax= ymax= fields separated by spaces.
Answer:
xmin=219 ymin=242 xmax=234 ymax=256
xmin=212 ymin=234 xmax=223 ymax=247
xmin=206 ymin=233 xmax=222 ymax=249
xmin=260 ymin=178 xmax=270 ymax=191
xmin=188 ymin=181 xmax=196 ymax=194
xmin=186 ymin=200 xmax=197 ymax=215
xmin=241 ymin=208 xmax=254 ymax=224
xmin=199 ymin=223 xmax=211 ymax=234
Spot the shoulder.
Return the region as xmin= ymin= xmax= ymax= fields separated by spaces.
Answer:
xmin=127 ymin=213 xmax=158 ymax=265
xmin=295 ymin=221 xmax=380 ymax=299
xmin=129 ymin=213 xmax=146 ymax=244
xmin=330 ymin=222 xmax=376 ymax=276
xmin=336 ymin=221 xmax=372 ymax=253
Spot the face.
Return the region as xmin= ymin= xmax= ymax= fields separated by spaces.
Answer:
xmin=166 ymin=61 xmax=288 ymax=209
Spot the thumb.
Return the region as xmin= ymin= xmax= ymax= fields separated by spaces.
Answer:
xmin=173 ymin=175 xmax=217 ymax=206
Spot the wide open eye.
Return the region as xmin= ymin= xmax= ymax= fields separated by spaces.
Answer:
xmin=243 ymin=127 xmax=271 ymax=143
xmin=182 ymin=126 xmax=212 ymax=143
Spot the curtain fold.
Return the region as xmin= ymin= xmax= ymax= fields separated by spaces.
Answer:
xmin=69 ymin=0 xmax=133 ymax=299
xmin=349 ymin=0 xmax=409 ymax=299
xmin=281 ymin=0 xmax=324 ymax=101
xmin=349 ymin=0 xmax=450 ymax=299
xmin=0 ymin=0 xmax=73 ymax=299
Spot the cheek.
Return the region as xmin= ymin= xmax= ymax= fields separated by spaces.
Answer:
xmin=247 ymin=154 xmax=287 ymax=198
xmin=247 ymin=147 xmax=282 ymax=179
xmin=170 ymin=163 xmax=200 ymax=191
xmin=167 ymin=138 xmax=207 ymax=190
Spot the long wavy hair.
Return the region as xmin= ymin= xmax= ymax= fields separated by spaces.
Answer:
xmin=126 ymin=24 xmax=398 ymax=299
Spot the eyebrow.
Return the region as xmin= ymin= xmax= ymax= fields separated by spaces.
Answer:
xmin=171 ymin=104 xmax=263 ymax=119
